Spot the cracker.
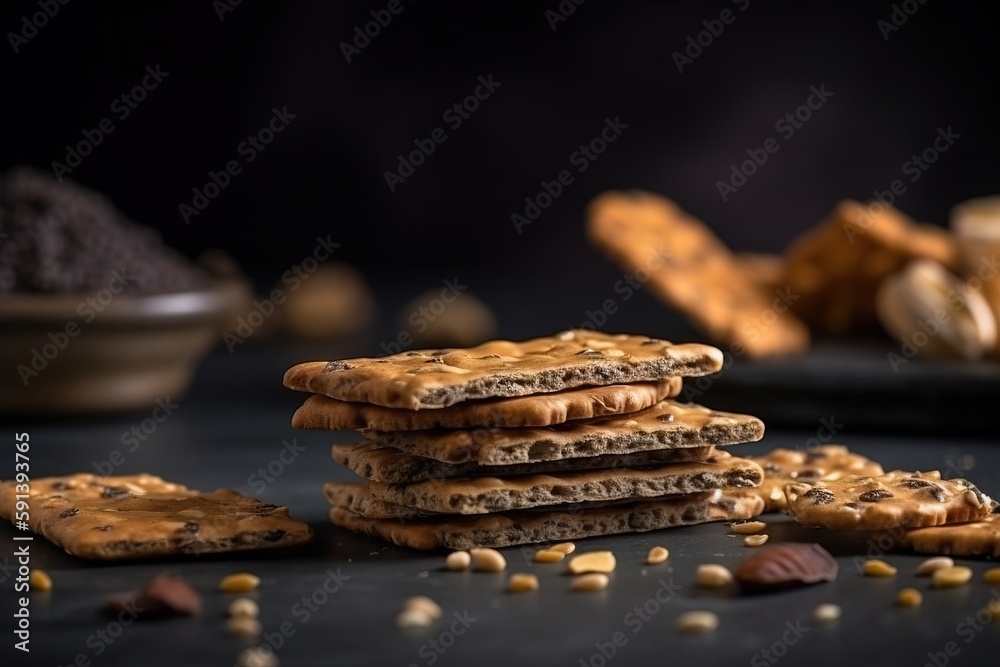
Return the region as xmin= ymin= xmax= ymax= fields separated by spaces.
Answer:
xmin=367 ymin=399 xmax=764 ymax=465
xmin=749 ymin=445 xmax=884 ymax=512
xmin=785 ymin=471 xmax=997 ymax=531
xmin=293 ymin=379 xmax=681 ymax=431
xmin=783 ymin=200 xmax=958 ymax=334
xmin=283 ymin=329 xmax=723 ymax=409
xmin=0 ymin=473 xmax=312 ymax=560
xmin=586 ymin=190 xmax=809 ymax=358
xmin=324 ymin=452 xmax=763 ymax=516
xmin=900 ymin=515 xmax=1000 ymax=558
xmin=329 ymin=490 xmax=765 ymax=549
xmin=332 ymin=441 xmax=714 ymax=483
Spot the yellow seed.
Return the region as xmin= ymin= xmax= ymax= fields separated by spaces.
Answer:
xmin=551 ymin=542 xmax=576 ymax=555
xmin=396 ymin=608 xmax=435 ymax=628
xmin=533 ymin=549 xmax=565 ymax=563
xmin=567 ymin=551 xmax=616 ymax=575
xmin=983 ymin=568 xmax=1000 ymax=585
xmin=220 ymin=573 xmax=261 ymax=593
xmin=229 ymin=598 xmax=260 ymax=619
xmin=988 ymin=599 xmax=1000 ymax=619
xmin=227 ymin=616 xmax=263 ymax=637
xmin=30 ymin=570 xmax=52 ymax=592
xmin=812 ymin=604 xmax=841 ymax=623
xmin=236 ymin=647 xmax=279 ymax=667
xmin=676 ymin=611 xmax=719 ymax=634
xmin=571 ymin=573 xmax=610 ymax=592
xmin=744 ymin=535 xmax=769 ymax=548
xmin=445 ymin=551 xmax=471 ymax=571
xmin=897 ymin=588 xmax=923 ymax=607
xmin=507 ymin=573 xmax=539 ymax=593
xmin=862 ymin=560 xmax=897 ymax=577
xmin=647 ymin=546 xmax=669 ymax=565
xmin=469 ymin=548 xmax=507 ymax=572
xmin=915 ymin=557 xmax=954 ymax=576
xmin=932 ymin=566 xmax=973 ymax=588
xmin=731 ymin=521 xmax=767 ymax=535
xmin=697 ymin=563 xmax=733 ymax=588
xmin=403 ymin=596 xmax=442 ymax=620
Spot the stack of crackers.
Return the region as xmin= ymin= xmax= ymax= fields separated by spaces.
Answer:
xmin=283 ymin=330 xmax=769 ymax=549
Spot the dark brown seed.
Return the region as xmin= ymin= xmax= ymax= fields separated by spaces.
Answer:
xmin=735 ymin=543 xmax=838 ymax=590
xmin=323 ymin=361 xmax=351 ymax=372
xmin=426 ymin=358 xmax=445 ymax=364
xmin=658 ymin=414 xmax=676 ymax=423
xmin=51 ymin=481 xmax=69 ymax=491
xmin=763 ymin=463 xmax=782 ymax=473
xmin=179 ymin=522 xmax=199 ymax=534
xmin=94 ymin=525 xmax=113 ymax=531
xmin=795 ymin=469 xmax=822 ymax=480
xmin=59 ymin=508 xmax=79 ymax=518
xmin=898 ymin=478 xmax=934 ymax=490
xmin=101 ymin=486 xmax=130 ymax=499
xmin=859 ymin=489 xmax=894 ymax=502
xmin=804 ymin=450 xmax=828 ymax=462
xmin=802 ymin=488 xmax=835 ymax=505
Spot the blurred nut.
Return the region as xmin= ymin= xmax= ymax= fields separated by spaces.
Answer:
xmin=567 ymin=551 xmax=616 ymax=575
xmin=862 ymin=560 xmax=897 ymax=577
xmin=445 ymin=551 xmax=471 ymax=571
xmin=400 ymin=289 xmax=496 ymax=349
xmin=507 ymin=573 xmax=539 ymax=593
xmin=533 ymin=549 xmax=565 ymax=563
xmin=697 ymin=564 xmax=733 ymax=588
xmin=283 ymin=263 xmax=375 ymax=339
xmin=470 ymin=548 xmax=506 ymax=572
xmin=812 ymin=604 xmax=841 ymax=623
xmin=30 ymin=570 xmax=52 ymax=592
xmin=675 ymin=611 xmax=719 ymax=634
xmin=897 ymin=588 xmax=923 ymax=608
xmin=915 ymin=557 xmax=954 ymax=576
xmin=220 ymin=573 xmax=260 ymax=593
xmin=932 ymin=566 xmax=973 ymax=588
xmin=646 ymin=546 xmax=669 ymax=565
xmin=571 ymin=573 xmax=609 ymax=592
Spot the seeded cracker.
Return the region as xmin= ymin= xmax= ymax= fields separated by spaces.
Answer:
xmin=748 ymin=444 xmax=884 ymax=511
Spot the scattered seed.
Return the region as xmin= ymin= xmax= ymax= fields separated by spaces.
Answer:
xmin=647 ymin=546 xmax=669 ymax=565
xmin=983 ymin=568 xmax=1000 ymax=585
xmin=30 ymin=570 xmax=52 ymax=592
xmin=933 ymin=566 xmax=973 ymax=588
xmin=571 ymin=573 xmax=610 ymax=592
xmin=897 ymin=588 xmax=923 ymax=607
xmin=236 ymin=647 xmax=279 ymax=667
xmin=396 ymin=608 xmax=435 ymax=628
xmin=445 ymin=551 xmax=471 ymax=571
xmin=403 ymin=596 xmax=442 ymax=620
xmin=551 ymin=542 xmax=576 ymax=555
xmin=220 ymin=573 xmax=261 ymax=593
xmin=470 ymin=548 xmax=507 ymax=572
xmin=227 ymin=616 xmax=263 ymax=637
xmin=676 ymin=611 xmax=719 ymax=634
xmin=507 ymin=573 xmax=539 ymax=593
xmin=862 ymin=560 xmax=897 ymax=577
xmin=567 ymin=551 xmax=616 ymax=575
xmin=915 ymin=557 xmax=954 ymax=576
xmin=533 ymin=549 xmax=565 ymax=564
xmin=744 ymin=535 xmax=769 ymax=548
xmin=812 ymin=604 xmax=841 ymax=623
xmin=229 ymin=598 xmax=260 ymax=619
xmin=697 ymin=563 xmax=733 ymax=588
xmin=988 ymin=599 xmax=1000 ymax=618
xmin=731 ymin=521 xmax=767 ymax=535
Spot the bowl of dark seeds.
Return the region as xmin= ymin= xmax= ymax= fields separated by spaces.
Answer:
xmin=0 ymin=168 xmax=250 ymax=414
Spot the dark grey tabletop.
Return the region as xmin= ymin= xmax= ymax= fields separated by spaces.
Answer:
xmin=3 ymin=343 xmax=999 ymax=667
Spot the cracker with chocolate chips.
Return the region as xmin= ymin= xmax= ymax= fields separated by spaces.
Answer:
xmin=293 ymin=379 xmax=681 ymax=431
xmin=784 ymin=471 xmax=997 ymax=530
xmin=283 ymin=329 xmax=723 ymax=410
xmin=0 ymin=473 xmax=312 ymax=560
xmin=749 ymin=445 xmax=885 ymax=511
xmin=900 ymin=514 xmax=1000 ymax=558
xmin=329 ymin=490 xmax=765 ymax=550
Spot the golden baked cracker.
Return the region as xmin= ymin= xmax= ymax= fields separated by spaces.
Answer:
xmin=586 ymin=190 xmax=809 ymax=358
xmin=367 ymin=399 xmax=764 ymax=465
xmin=293 ymin=379 xmax=681 ymax=431
xmin=0 ymin=473 xmax=312 ymax=560
xmin=328 ymin=490 xmax=765 ymax=549
xmin=333 ymin=441 xmax=713 ymax=483
xmin=283 ymin=329 xmax=723 ymax=410
xmin=748 ymin=444 xmax=884 ymax=511
xmin=324 ymin=452 xmax=763 ymax=516
xmin=900 ymin=514 xmax=1000 ymax=558
xmin=785 ymin=471 xmax=996 ymax=531
xmin=783 ymin=200 xmax=959 ymax=333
